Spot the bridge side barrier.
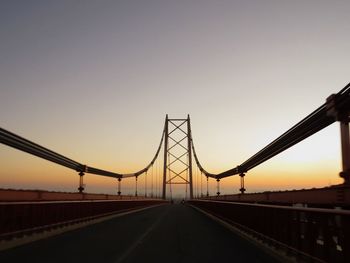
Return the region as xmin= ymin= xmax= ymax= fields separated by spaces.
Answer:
xmin=189 ymin=200 xmax=350 ymax=263
xmin=0 ymin=189 xmax=155 ymax=202
xmin=0 ymin=199 xmax=166 ymax=240
xmin=200 ymin=185 xmax=350 ymax=208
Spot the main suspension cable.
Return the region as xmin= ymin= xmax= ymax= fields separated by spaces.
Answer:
xmin=0 ymin=123 xmax=166 ymax=181
xmin=190 ymin=82 xmax=350 ymax=180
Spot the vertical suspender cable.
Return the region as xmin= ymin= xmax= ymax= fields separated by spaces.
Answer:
xmin=200 ymin=170 xmax=203 ymax=198
xmin=135 ymin=176 xmax=138 ymax=197
xmin=151 ymin=164 xmax=154 ymax=197
xmin=206 ymin=176 xmax=209 ymax=197
xmin=196 ymin=164 xmax=199 ymax=198
xmin=145 ymin=171 xmax=147 ymax=197
xmin=168 ymin=152 xmax=172 ymax=200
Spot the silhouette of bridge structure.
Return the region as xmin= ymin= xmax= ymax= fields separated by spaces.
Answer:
xmin=0 ymin=83 xmax=350 ymax=262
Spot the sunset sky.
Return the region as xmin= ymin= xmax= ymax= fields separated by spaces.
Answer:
xmin=1 ymin=1 xmax=349 ymax=197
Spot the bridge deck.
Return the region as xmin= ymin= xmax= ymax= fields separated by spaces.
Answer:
xmin=0 ymin=204 xmax=279 ymax=263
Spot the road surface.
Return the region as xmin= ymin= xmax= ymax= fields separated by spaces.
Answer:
xmin=0 ymin=204 xmax=280 ymax=263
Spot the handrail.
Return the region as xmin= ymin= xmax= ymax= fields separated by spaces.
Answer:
xmin=192 ymin=199 xmax=350 ymax=215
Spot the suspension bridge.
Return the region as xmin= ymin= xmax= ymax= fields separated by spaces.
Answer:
xmin=0 ymin=83 xmax=350 ymax=263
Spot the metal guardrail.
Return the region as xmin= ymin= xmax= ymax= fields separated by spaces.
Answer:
xmin=0 ymin=189 xmax=156 ymax=202
xmin=200 ymin=185 xmax=350 ymax=208
xmin=0 ymin=199 xmax=166 ymax=240
xmin=189 ymin=200 xmax=350 ymax=263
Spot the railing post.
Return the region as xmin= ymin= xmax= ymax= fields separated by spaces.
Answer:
xmin=239 ymin=173 xmax=246 ymax=194
xmin=117 ymin=177 xmax=121 ymax=196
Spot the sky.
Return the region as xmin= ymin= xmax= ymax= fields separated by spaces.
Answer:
xmin=1 ymin=0 xmax=349 ymax=197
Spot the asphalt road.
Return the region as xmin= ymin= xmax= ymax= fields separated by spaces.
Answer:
xmin=0 ymin=204 xmax=280 ymax=263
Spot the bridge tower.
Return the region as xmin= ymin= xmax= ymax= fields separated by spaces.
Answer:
xmin=162 ymin=115 xmax=193 ymax=199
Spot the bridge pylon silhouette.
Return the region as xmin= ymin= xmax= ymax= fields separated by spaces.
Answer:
xmin=162 ymin=114 xmax=193 ymax=199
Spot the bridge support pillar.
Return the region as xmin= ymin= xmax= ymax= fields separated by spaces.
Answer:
xmin=135 ymin=176 xmax=138 ymax=197
xmin=340 ymin=120 xmax=350 ymax=185
xmin=78 ymin=171 xmax=85 ymax=193
xmin=216 ymin=178 xmax=220 ymax=196
xmin=327 ymin=94 xmax=350 ymax=185
xmin=77 ymin=165 xmax=87 ymax=193
xmin=239 ymin=173 xmax=246 ymax=194
xmin=117 ymin=178 xmax=121 ymax=196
